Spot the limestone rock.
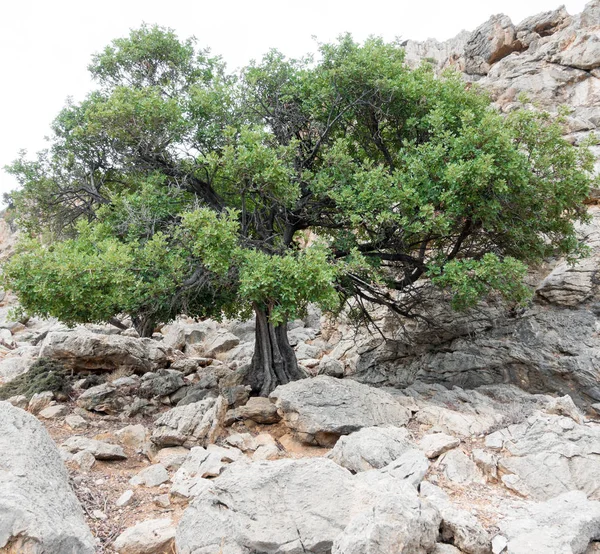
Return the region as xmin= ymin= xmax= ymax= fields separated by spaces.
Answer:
xmin=421 ymin=482 xmax=492 ymax=554
xmin=440 ymin=449 xmax=484 ymax=485
xmin=175 ymin=457 xmax=436 ymax=553
xmin=0 ymin=402 xmax=95 ymax=553
xmin=318 ymin=355 xmax=345 ymax=378
xmin=0 ymin=355 xmax=36 ymax=383
xmin=116 ymin=424 xmax=149 ymax=453
xmin=72 ymin=450 xmax=95 ymax=472
xmin=38 ymin=404 xmax=69 ymax=419
xmin=61 ymin=436 xmax=127 ymax=460
xmin=112 ymin=518 xmax=175 ymax=554
xmin=39 ymin=330 xmax=172 ymax=373
xmin=225 ymin=396 xmax=280 ymax=425
xmin=419 ymin=433 xmax=461 ymax=459
xmin=28 ymin=391 xmax=54 ymax=415
xmin=170 ymin=445 xmax=244 ymax=498
xmin=202 ymin=331 xmax=240 ymax=357
xmin=327 ymin=426 xmax=415 ymax=472
xmin=129 ymin=464 xmax=169 ymax=487
xmin=270 ymin=375 xmax=411 ymax=446
xmin=65 ymin=414 xmax=88 ymax=430
xmin=497 ymin=491 xmax=600 ymax=553
xmin=331 ymin=482 xmax=440 ymax=554
xmin=138 ymin=369 xmax=185 ymax=399
xmin=464 ymin=14 xmax=520 ymax=75
xmin=151 ymin=396 xmax=227 ymax=448
xmin=495 ymin=413 xmax=600 ymax=500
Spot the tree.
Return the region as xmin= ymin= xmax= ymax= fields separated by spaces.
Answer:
xmin=4 ymin=27 xmax=597 ymax=395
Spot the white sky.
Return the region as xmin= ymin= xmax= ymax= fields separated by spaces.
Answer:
xmin=0 ymin=0 xmax=589 ymax=200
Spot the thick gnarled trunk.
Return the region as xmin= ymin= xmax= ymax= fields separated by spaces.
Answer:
xmin=132 ymin=315 xmax=156 ymax=338
xmin=245 ymin=305 xmax=306 ymax=397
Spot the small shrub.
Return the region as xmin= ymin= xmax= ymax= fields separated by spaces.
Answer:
xmin=0 ymin=358 xmax=71 ymax=400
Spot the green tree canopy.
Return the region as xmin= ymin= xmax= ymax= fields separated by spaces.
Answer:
xmin=4 ymin=26 xmax=597 ymax=395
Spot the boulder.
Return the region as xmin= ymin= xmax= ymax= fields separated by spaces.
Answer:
xmin=0 ymin=355 xmax=36 ymax=383
xmin=225 ymin=396 xmax=280 ymax=425
xmin=439 ymin=449 xmax=484 ymax=485
xmin=421 ymin=482 xmax=492 ymax=554
xmin=170 ymin=445 xmax=244 ymax=498
xmin=138 ymin=369 xmax=185 ymax=398
xmin=151 ymin=396 xmax=227 ymax=448
xmin=175 ymin=457 xmax=439 ymax=554
xmin=129 ymin=464 xmax=169 ymax=487
xmin=419 ymin=433 xmax=461 ymax=459
xmin=491 ymin=413 xmax=600 ymax=500
xmin=112 ymin=518 xmax=175 ymax=554
xmin=464 ymin=14 xmax=520 ymax=75
xmin=39 ymin=330 xmax=172 ymax=373
xmin=270 ymin=376 xmax=411 ymax=446
xmin=496 ymin=491 xmax=600 ymax=553
xmin=0 ymin=402 xmax=95 ymax=553
xmin=331 ymin=482 xmax=440 ymax=554
xmin=61 ymin=436 xmax=127 ymax=461
xmin=327 ymin=426 xmax=415 ymax=472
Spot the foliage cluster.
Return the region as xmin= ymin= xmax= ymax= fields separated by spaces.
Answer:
xmin=3 ymin=26 xmax=598 ymax=390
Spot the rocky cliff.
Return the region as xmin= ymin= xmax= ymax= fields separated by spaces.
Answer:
xmin=346 ymin=1 xmax=600 ymax=411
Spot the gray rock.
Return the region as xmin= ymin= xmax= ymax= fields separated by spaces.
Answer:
xmin=331 ymin=482 xmax=440 ymax=554
xmin=419 ymin=433 xmax=461 ymax=459
xmin=170 ymin=445 xmax=244 ymax=498
xmin=139 ymin=369 xmax=185 ymax=399
xmin=113 ymin=518 xmax=175 ymax=554
xmin=129 ymin=464 xmax=169 ymax=487
xmin=61 ymin=436 xmax=127 ymax=460
xmin=327 ymin=426 xmax=415 ymax=472
xmin=28 ymin=391 xmax=54 ymax=415
xmin=318 ymin=356 xmax=345 ymax=378
xmin=494 ymin=413 xmax=600 ymax=500
xmin=116 ymin=424 xmax=149 ymax=452
xmin=116 ymin=490 xmax=134 ymax=507
xmin=38 ymin=404 xmax=69 ymax=419
xmin=39 ymin=330 xmax=172 ymax=373
xmin=497 ymin=491 xmax=600 ymax=553
xmin=0 ymin=402 xmax=95 ymax=553
xmin=225 ymin=396 xmax=280 ymax=425
xmin=76 ymin=378 xmax=141 ymax=414
xmin=0 ymin=355 xmax=36 ymax=383
xmin=5 ymin=394 xmax=28 ymax=409
xmin=270 ymin=376 xmax=411 ymax=446
xmin=421 ymin=482 xmax=492 ymax=554
xmin=150 ymin=446 xmax=190 ymax=470
xmin=151 ymin=396 xmax=227 ymax=448
xmin=175 ymin=457 xmax=436 ymax=554
xmin=202 ymin=331 xmax=240 ymax=357
xmin=464 ymin=14 xmax=520 ymax=75
xmin=72 ymin=450 xmax=96 ymax=472
xmin=440 ymin=449 xmax=484 ymax=485
xmin=65 ymin=414 xmax=88 ymax=430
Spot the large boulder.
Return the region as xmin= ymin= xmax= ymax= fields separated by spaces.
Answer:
xmin=331 ymin=482 xmax=440 ymax=554
xmin=327 ymin=426 xmax=416 ymax=472
xmin=464 ymin=14 xmax=521 ymax=75
xmin=0 ymin=402 xmax=95 ymax=553
xmin=175 ymin=457 xmax=440 ymax=554
xmin=270 ymin=375 xmax=411 ymax=446
xmin=151 ymin=396 xmax=227 ymax=448
xmin=39 ymin=330 xmax=173 ymax=373
xmin=486 ymin=413 xmax=600 ymax=500
xmin=496 ymin=491 xmax=600 ymax=553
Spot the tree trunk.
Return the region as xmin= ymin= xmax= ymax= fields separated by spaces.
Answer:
xmin=245 ymin=304 xmax=306 ymax=397
xmin=132 ymin=315 xmax=156 ymax=338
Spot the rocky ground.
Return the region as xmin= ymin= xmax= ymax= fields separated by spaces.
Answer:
xmin=2 ymin=296 xmax=600 ymax=553
xmin=4 ymin=2 xmax=600 ymax=553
